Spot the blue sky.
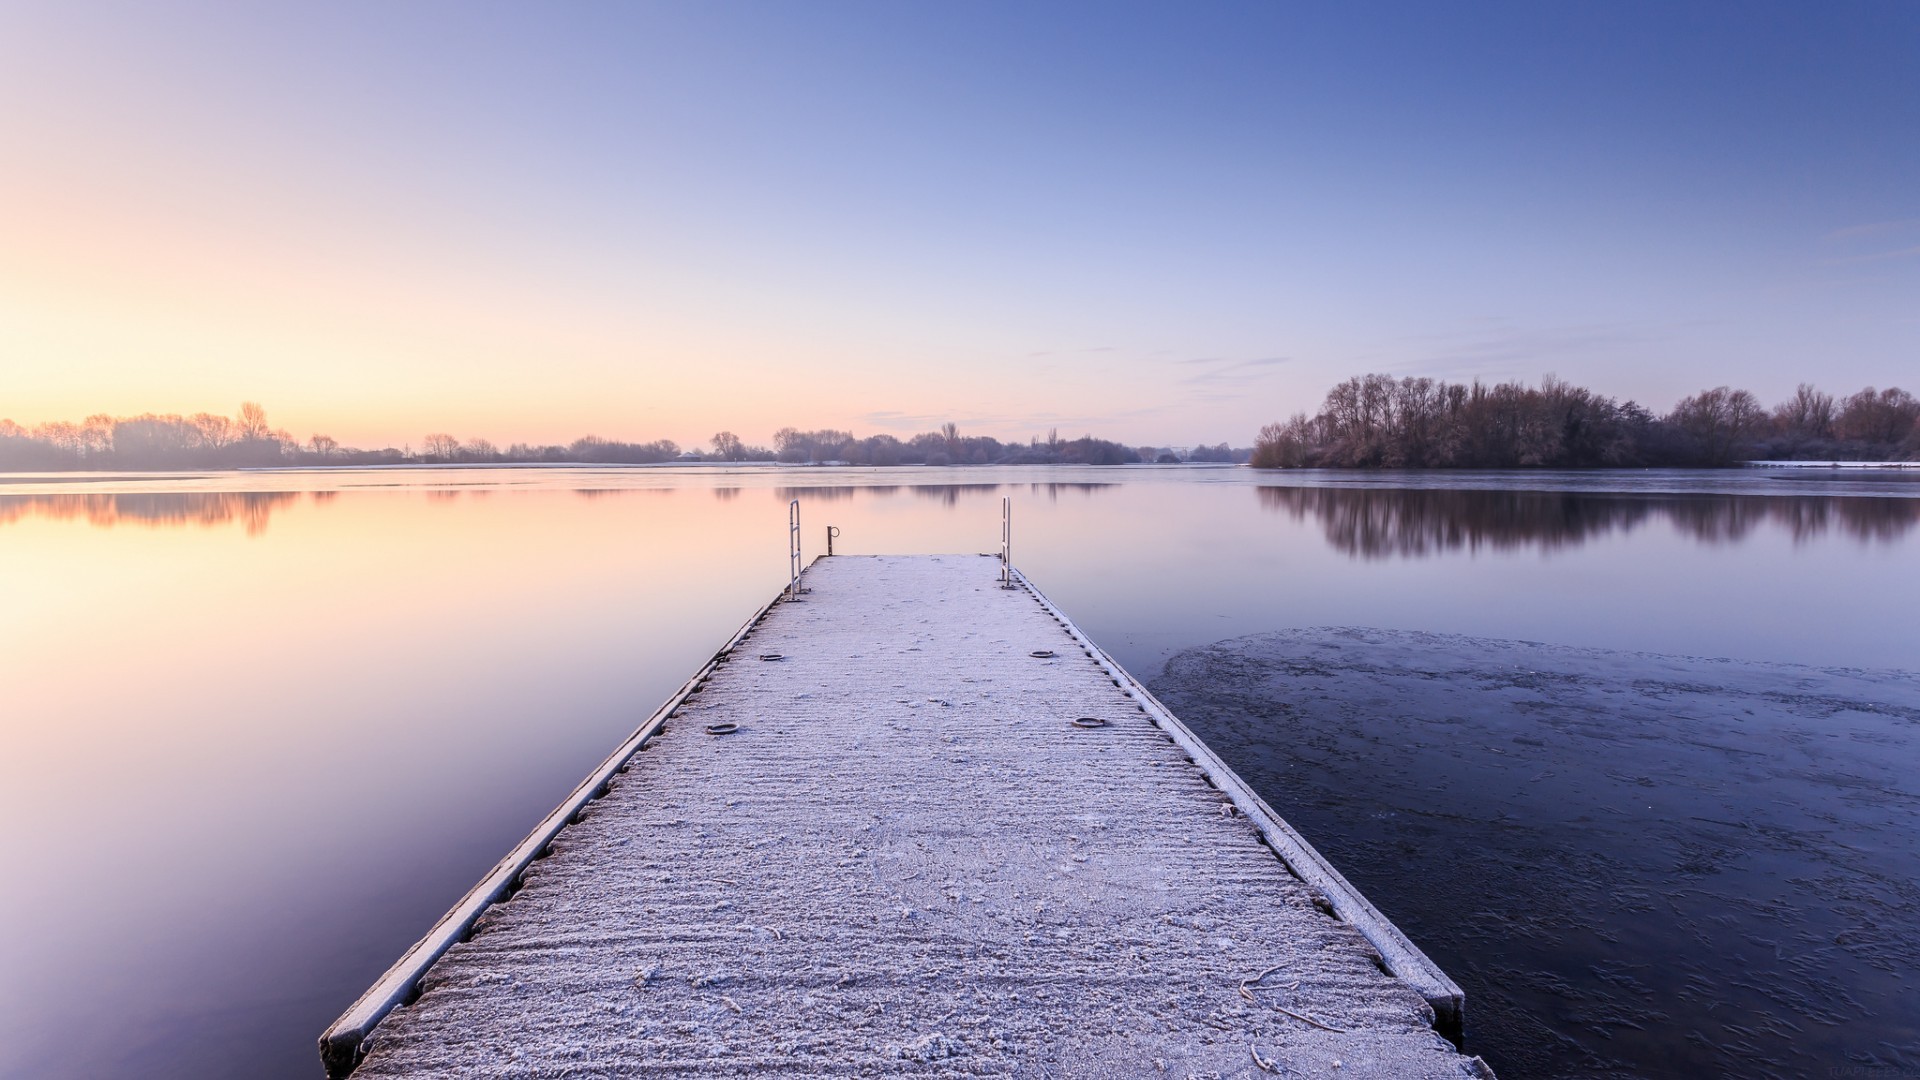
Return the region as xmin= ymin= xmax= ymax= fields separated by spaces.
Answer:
xmin=2 ymin=1 xmax=1914 ymax=447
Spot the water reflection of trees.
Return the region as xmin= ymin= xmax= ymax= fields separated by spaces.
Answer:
xmin=775 ymin=486 xmax=855 ymax=503
xmin=761 ymin=482 xmax=1116 ymax=506
xmin=909 ymin=484 xmax=1003 ymax=506
xmin=1255 ymin=486 xmax=1920 ymax=557
xmin=572 ymin=488 xmax=676 ymax=501
xmin=0 ymin=491 xmax=302 ymax=536
xmin=1028 ymin=482 xmax=1116 ymax=501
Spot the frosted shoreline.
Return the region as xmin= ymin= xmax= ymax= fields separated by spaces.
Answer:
xmin=1745 ymin=459 xmax=1916 ymax=468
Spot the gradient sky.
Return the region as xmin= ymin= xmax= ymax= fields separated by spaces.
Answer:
xmin=2 ymin=1 xmax=1915 ymax=450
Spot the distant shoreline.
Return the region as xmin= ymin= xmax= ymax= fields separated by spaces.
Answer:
xmin=0 ymin=459 xmax=1238 ymax=479
xmin=3 ymin=453 xmax=1920 ymax=474
xmin=1742 ymin=459 xmax=1918 ymax=468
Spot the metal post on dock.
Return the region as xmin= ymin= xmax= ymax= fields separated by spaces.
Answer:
xmin=827 ymin=525 xmax=840 ymax=556
xmin=788 ymin=499 xmax=804 ymax=600
xmin=1000 ymin=496 xmax=1014 ymax=588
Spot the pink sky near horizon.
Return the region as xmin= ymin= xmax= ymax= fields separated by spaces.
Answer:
xmin=4 ymin=3 xmax=1914 ymax=452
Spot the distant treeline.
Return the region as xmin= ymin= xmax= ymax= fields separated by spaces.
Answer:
xmin=0 ymin=405 xmax=1244 ymax=471
xmin=0 ymin=404 xmax=695 ymax=470
xmin=1252 ymin=376 xmax=1920 ymax=468
xmin=744 ymin=426 xmax=1237 ymax=466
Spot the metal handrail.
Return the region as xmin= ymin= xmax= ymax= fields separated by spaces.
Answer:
xmin=999 ymin=496 xmax=1014 ymax=588
xmin=787 ymin=499 xmax=803 ymax=599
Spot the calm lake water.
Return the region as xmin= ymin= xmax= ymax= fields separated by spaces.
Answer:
xmin=1 ymin=465 xmax=1914 ymax=1079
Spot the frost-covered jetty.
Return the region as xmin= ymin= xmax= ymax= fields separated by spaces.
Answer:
xmin=322 ymin=555 xmax=1487 ymax=1078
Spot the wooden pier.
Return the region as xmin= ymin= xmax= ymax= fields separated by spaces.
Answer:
xmin=323 ymin=555 xmax=1489 ymax=1078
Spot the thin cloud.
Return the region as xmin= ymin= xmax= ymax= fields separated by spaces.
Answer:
xmin=1824 ymin=219 xmax=1920 ymax=240
xmin=906 ymin=405 xmax=1182 ymax=438
xmin=1820 ymin=244 xmax=1920 ymax=266
xmin=858 ymin=410 xmax=1090 ymax=435
xmin=1390 ymin=321 xmax=1662 ymax=382
xmin=1177 ymin=356 xmax=1294 ymax=385
xmin=1174 ymin=357 xmax=1297 ymax=407
xmin=1818 ymin=218 xmax=1920 ymax=265
xmin=1027 ymin=345 xmax=1118 ymax=358
xmin=855 ymin=409 xmax=955 ymax=430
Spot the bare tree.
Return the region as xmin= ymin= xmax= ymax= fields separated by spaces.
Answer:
xmin=1251 ymin=414 xmax=1315 ymax=468
xmin=422 ymin=433 xmax=460 ymax=461
xmin=1774 ymin=384 xmax=1836 ymax=441
xmin=237 ymin=402 xmax=270 ymax=441
xmin=1668 ymin=386 xmax=1765 ymax=464
xmin=308 ymin=434 xmax=338 ymax=458
xmin=711 ymin=431 xmax=744 ymax=461
xmin=863 ymin=433 xmax=903 ymax=465
xmin=191 ymin=413 xmax=235 ymax=450
xmin=81 ymin=414 xmax=114 ymax=458
xmin=1837 ymin=386 xmax=1918 ymax=446
xmin=36 ymin=421 xmax=82 ymax=453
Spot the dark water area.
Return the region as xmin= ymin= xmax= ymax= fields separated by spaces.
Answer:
xmin=1153 ymin=630 xmax=1920 ymax=1079
xmin=0 ymin=466 xmax=1914 ymax=1078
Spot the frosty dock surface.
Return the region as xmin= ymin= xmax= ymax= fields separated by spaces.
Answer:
xmin=324 ymin=555 xmax=1485 ymax=1078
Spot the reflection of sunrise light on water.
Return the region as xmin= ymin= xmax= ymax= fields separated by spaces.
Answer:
xmin=1 ymin=467 xmax=1916 ymax=1079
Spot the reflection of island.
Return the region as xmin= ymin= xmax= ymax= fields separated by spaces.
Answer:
xmin=1255 ymin=486 xmax=1920 ymax=557
xmin=0 ymin=491 xmax=302 ymax=536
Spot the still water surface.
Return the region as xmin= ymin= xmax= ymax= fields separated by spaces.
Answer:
xmin=1 ymin=465 xmax=1913 ymax=1078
